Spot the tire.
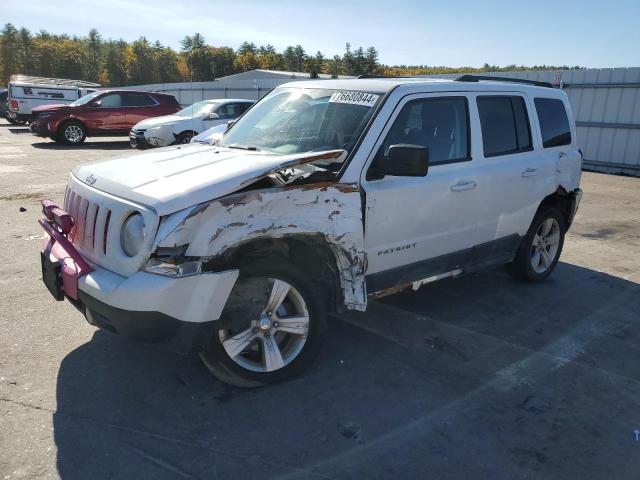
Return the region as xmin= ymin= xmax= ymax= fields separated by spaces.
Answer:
xmin=59 ymin=120 xmax=87 ymax=145
xmin=173 ymin=131 xmax=195 ymax=145
xmin=506 ymin=207 xmax=565 ymax=283
xmin=6 ymin=117 xmax=23 ymax=125
xmin=200 ymin=261 xmax=327 ymax=388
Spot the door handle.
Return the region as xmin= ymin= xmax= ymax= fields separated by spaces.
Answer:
xmin=450 ymin=180 xmax=477 ymax=191
xmin=522 ymin=167 xmax=538 ymax=177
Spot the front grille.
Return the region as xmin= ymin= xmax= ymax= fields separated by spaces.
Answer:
xmin=63 ymin=174 xmax=158 ymax=277
xmin=64 ymin=187 xmax=112 ymax=255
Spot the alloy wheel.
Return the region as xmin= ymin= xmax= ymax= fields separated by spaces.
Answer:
xmin=64 ymin=125 xmax=83 ymax=143
xmin=530 ymin=218 xmax=561 ymax=273
xmin=218 ymin=278 xmax=310 ymax=373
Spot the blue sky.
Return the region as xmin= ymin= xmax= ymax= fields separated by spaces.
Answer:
xmin=2 ymin=0 xmax=639 ymax=67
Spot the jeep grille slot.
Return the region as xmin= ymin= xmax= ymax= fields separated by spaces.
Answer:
xmin=103 ymin=210 xmax=111 ymax=255
xmin=63 ymin=192 xmax=111 ymax=256
xmin=63 ymin=175 xmax=158 ymax=277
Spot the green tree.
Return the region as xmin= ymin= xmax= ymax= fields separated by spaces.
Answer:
xmin=237 ymin=41 xmax=257 ymax=55
xmin=130 ymin=37 xmax=155 ymax=84
xmin=104 ymin=40 xmax=129 ymax=86
xmin=0 ymin=23 xmax=20 ymax=82
xmin=86 ymin=28 xmax=102 ymax=82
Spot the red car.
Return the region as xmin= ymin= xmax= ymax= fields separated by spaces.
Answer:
xmin=30 ymin=90 xmax=181 ymax=145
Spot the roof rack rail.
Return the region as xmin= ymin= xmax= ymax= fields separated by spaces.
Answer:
xmin=9 ymin=74 xmax=101 ymax=88
xmin=454 ymin=75 xmax=553 ymax=88
xmin=355 ymin=74 xmax=392 ymax=79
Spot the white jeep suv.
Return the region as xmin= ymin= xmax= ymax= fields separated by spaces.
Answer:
xmin=39 ymin=76 xmax=582 ymax=387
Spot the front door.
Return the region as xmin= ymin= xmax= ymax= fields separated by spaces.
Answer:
xmin=362 ymin=93 xmax=481 ymax=293
xmin=84 ymin=93 xmax=126 ymax=132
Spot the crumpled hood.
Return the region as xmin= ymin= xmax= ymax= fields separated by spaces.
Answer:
xmin=133 ymin=115 xmax=187 ymax=130
xmin=72 ymin=144 xmax=345 ymax=216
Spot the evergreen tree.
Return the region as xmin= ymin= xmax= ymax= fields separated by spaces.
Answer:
xmin=86 ymin=28 xmax=102 ymax=82
xmin=0 ymin=23 xmax=20 ymax=82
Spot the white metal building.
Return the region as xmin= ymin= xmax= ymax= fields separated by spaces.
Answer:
xmin=127 ymin=69 xmax=353 ymax=105
xmin=422 ymin=68 xmax=640 ymax=176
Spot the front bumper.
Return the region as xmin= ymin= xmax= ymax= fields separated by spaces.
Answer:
xmin=39 ymin=202 xmax=239 ymax=353
xmin=129 ymin=130 xmax=151 ymax=149
xmin=30 ymin=120 xmax=51 ymax=137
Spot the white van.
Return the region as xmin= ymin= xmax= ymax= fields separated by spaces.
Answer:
xmin=39 ymin=76 xmax=582 ymax=387
xmin=7 ymin=75 xmax=100 ymax=124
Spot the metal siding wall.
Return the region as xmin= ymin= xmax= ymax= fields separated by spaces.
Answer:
xmin=424 ymin=68 xmax=640 ymax=176
xmin=126 ymin=77 xmax=319 ymax=106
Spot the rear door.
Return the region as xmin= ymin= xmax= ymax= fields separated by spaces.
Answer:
xmin=361 ymin=93 xmax=482 ymax=292
xmin=124 ymin=93 xmax=160 ymax=128
xmin=471 ymin=93 xmax=547 ymax=255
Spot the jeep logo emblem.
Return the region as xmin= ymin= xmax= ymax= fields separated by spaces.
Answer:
xmin=85 ymin=174 xmax=97 ymax=186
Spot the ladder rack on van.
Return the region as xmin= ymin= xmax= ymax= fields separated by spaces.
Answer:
xmin=9 ymin=75 xmax=101 ymax=88
xmin=454 ymin=75 xmax=553 ymax=88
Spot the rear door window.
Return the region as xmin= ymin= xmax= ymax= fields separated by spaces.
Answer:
xmin=534 ymin=98 xmax=571 ymax=148
xmin=477 ymin=96 xmax=532 ymax=157
xmin=125 ymin=93 xmax=156 ymax=107
xmin=217 ymin=103 xmax=245 ymax=118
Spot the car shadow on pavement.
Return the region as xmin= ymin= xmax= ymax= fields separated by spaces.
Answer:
xmin=31 ymin=140 xmax=133 ymax=151
xmin=8 ymin=128 xmax=31 ymax=134
xmin=53 ymin=262 xmax=640 ymax=479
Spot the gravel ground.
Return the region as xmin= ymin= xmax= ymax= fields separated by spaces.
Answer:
xmin=1 ymin=119 xmax=639 ymax=479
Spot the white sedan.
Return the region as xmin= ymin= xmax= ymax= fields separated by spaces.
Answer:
xmin=129 ymin=98 xmax=254 ymax=149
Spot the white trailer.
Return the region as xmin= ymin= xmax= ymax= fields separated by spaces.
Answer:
xmin=7 ymin=75 xmax=100 ymax=124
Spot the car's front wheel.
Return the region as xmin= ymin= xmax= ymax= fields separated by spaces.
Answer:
xmin=200 ymin=262 xmax=326 ymax=387
xmin=59 ymin=120 xmax=86 ymax=145
xmin=506 ymin=207 xmax=565 ymax=282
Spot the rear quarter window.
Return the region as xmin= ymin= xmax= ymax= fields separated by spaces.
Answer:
xmin=534 ymin=98 xmax=572 ymax=148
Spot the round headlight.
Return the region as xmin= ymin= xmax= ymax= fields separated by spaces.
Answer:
xmin=120 ymin=213 xmax=146 ymax=257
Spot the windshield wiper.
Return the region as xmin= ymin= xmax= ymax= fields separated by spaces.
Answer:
xmin=225 ymin=143 xmax=262 ymax=151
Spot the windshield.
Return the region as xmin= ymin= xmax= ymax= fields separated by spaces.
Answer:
xmin=219 ymin=88 xmax=381 ymax=155
xmin=70 ymin=91 xmax=102 ymax=106
xmin=176 ymin=101 xmax=217 ymax=118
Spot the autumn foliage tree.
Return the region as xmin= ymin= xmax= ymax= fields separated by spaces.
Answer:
xmin=0 ymin=23 xmax=581 ymax=87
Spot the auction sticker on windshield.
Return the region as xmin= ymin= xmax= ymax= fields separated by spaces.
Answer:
xmin=329 ymin=91 xmax=379 ymax=107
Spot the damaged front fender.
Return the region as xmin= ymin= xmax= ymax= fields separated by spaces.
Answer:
xmin=155 ymin=183 xmax=367 ymax=311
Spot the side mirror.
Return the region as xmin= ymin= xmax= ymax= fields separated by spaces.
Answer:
xmin=208 ymin=112 xmax=220 ymax=120
xmin=374 ymin=144 xmax=429 ymax=177
xmin=89 ymin=100 xmax=101 ymax=108
xmin=226 ymin=119 xmax=237 ymax=130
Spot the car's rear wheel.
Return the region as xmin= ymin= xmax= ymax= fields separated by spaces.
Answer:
xmin=506 ymin=207 xmax=565 ymax=282
xmin=174 ymin=131 xmax=194 ymax=145
xmin=200 ymin=262 xmax=326 ymax=387
xmin=59 ymin=120 xmax=86 ymax=145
